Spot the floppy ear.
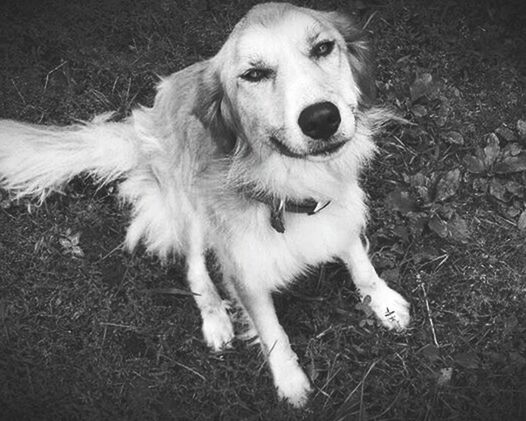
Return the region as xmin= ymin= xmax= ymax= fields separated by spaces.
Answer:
xmin=192 ymin=63 xmax=237 ymax=154
xmin=323 ymin=11 xmax=376 ymax=107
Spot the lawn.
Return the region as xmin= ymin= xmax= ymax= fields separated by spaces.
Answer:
xmin=0 ymin=0 xmax=525 ymax=420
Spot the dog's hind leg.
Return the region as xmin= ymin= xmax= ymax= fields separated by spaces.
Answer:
xmin=186 ymin=222 xmax=234 ymax=352
xmin=343 ymin=235 xmax=410 ymax=330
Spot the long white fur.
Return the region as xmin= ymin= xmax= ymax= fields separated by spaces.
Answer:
xmin=0 ymin=3 xmax=410 ymax=408
xmin=0 ymin=116 xmax=138 ymax=201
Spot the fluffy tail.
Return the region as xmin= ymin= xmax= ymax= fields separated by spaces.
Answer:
xmin=0 ymin=113 xmax=140 ymax=201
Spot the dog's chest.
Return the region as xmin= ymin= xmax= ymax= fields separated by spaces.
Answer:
xmin=213 ymin=200 xmax=365 ymax=289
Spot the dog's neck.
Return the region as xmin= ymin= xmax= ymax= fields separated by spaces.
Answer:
xmin=242 ymin=188 xmax=331 ymax=233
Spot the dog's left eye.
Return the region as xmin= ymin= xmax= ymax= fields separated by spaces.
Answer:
xmin=240 ymin=68 xmax=272 ymax=83
xmin=312 ymin=40 xmax=335 ymax=58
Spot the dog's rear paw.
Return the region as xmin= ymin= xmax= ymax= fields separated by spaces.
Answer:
xmin=274 ymin=363 xmax=312 ymax=408
xmin=201 ymin=303 xmax=235 ymax=351
xmin=367 ymin=286 xmax=410 ymax=331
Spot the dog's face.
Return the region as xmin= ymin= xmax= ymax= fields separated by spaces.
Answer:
xmin=195 ymin=3 xmax=374 ymax=160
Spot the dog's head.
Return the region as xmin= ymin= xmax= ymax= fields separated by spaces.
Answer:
xmin=194 ymin=2 xmax=375 ymax=160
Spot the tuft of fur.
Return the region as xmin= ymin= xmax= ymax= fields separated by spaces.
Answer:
xmin=0 ymin=115 xmax=139 ymax=202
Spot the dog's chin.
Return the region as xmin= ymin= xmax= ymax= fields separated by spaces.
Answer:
xmin=269 ymin=136 xmax=348 ymax=162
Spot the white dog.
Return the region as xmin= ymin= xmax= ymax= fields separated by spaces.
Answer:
xmin=0 ymin=3 xmax=409 ymax=407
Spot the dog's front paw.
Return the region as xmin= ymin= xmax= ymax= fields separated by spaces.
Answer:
xmin=201 ymin=303 xmax=235 ymax=351
xmin=274 ymin=361 xmax=312 ymax=408
xmin=367 ymin=286 xmax=410 ymax=331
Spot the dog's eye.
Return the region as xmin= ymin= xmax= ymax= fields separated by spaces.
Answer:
xmin=240 ymin=68 xmax=271 ymax=83
xmin=312 ymin=40 xmax=335 ymax=58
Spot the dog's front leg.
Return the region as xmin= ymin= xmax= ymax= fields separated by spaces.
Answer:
xmin=343 ymin=235 xmax=410 ymax=330
xmin=234 ymin=281 xmax=312 ymax=408
xmin=185 ymin=224 xmax=234 ymax=352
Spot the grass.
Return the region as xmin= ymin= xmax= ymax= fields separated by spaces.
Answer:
xmin=1 ymin=0 xmax=525 ymax=419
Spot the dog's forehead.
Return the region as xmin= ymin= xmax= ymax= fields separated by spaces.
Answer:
xmin=229 ymin=4 xmax=337 ymax=63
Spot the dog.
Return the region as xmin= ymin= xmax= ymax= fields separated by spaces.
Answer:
xmin=0 ymin=2 xmax=410 ymax=407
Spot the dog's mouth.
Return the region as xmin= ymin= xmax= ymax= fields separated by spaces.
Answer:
xmin=269 ymin=136 xmax=347 ymax=159
xmin=309 ymin=141 xmax=346 ymax=156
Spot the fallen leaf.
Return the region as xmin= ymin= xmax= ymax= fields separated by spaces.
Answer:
xmin=505 ymin=180 xmax=524 ymax=197
xmin=489 ymin=178 xmax=509 ymax=202
xmin=411 ymin=104 xmax=427 ymax=118
xmin=407 ymin=172 xmax=432 ymax=204
xmin=454 ymin=351 xmax=480 ymax=369
xmin=420 ymin=344 xmax=440 ymax=361
xmin=307 ymin=362 xmax=319 ymax=382
xmin=463 ymin=154 xmax=486 ymax=174
xmin=437 ymin=367 xmax=453 ymax=386
xmin=386 ymin=188 xmax=417 ymax=214
xmin=411 ymin=248 xmax=439 ymax=265
xmin=59 ymin=229 xmax=84 ymax=257
xmin=472 ymin=178 xmax=488 ymax=193
xmin=483 ymin=133 xmax=500 ymax=168
xmin=359 ymin=318 xmax=375 ymax=328
xmin=509 ymin=352 xmax=526 ymax=370
xmin=494 ymin=151 xmax=526 ymax=174
xmin=435 ymin=169 xmax=461 ymax=202
xmin=428 ymin=215 xmax=449 ymax=238
xmin=517 ymin=119 xmax=526 ymax=142
xmin=495 ymin=126 xmax=517 ymax=142
xmin=486 ymin=351 xmax=507 ymax=364
xmin=503 ymin=315 xmax=519 ymax=336
xmin=355 ymin=295 xmax=374 ymax=318
xmin=436 ymin=101 xmax=452 ymax=127
xmin=410 ymin=73 xmax=433 ymax=101
xmin=407 ymin=172 xmax=428 ymax=188
xmin=448 ymin=215 xmax=470 ymax=242
xmin=442 ymin=131 xmax=464 ymax=145
xmin=428 ymin=214 xmax=469 ymax=242
xmin=437 ymin=204 xmax=455 ymax=220
xmin=392 ymin=224 xmax=410 ymax=243
xmin=501 ymin=142 xmax=522 ymax=157
xmin=406 ymin=212 xmax=427 ymax=238
xmin=381 ymin=268 xmax=400 ymax=283
xmin=518 ymin=211 xmax=526 ymax=231
xmin=507 ymin=206 xmax=522 ymax=218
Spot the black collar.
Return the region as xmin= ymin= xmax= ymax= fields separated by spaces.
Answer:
xmin=246 ymin=190 xmax=331 ymax=233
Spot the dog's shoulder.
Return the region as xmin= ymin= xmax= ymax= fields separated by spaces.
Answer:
xmin=153 ymin=61 xmax=210 ymax=118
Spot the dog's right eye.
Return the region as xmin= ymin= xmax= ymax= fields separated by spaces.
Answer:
xmin=312 ymin=40 xmax=335 ymax=58
xmin=240 ymin=68 xmax=271 ymax=82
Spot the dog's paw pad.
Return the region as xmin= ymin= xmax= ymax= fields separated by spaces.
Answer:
xmin=368 ymin=287 xmax=410 ymax=331
xmin=201 ymin=305 xmax=235 ymax=351
xmin=275 ymin=364 xmax=312 ymax=408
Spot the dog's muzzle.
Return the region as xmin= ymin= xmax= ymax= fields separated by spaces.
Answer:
xmin=270 ymin=101 xmax=347 ymax=158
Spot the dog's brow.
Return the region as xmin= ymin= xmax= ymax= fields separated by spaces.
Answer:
xmin=305 ymin=22 xmax=326 ymax=45
xmin=306 ymin=30 xmax=322 ymax=45
xmin=248 ymin=58 xmax=266 ymax=68
xmin=244 ymin=56 xmax=272 ymax=70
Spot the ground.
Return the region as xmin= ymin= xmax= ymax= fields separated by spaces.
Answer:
xmin=0 ymin=0 xmax=525 ymax=420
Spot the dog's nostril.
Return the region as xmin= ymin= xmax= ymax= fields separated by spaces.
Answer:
xmin=298 ymin=102 xmax=341 ymax=140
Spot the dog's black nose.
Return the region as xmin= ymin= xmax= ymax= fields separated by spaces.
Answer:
xmin=298 ymin=102 xmax=341 ymax=140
